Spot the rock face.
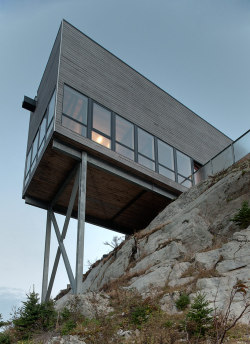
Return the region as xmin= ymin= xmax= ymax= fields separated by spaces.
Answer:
xmin=57 ymin=159 xmax=250 ymax=323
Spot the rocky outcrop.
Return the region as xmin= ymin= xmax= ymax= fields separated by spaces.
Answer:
xmin=57 ymin=159 xmax=250 ymax=322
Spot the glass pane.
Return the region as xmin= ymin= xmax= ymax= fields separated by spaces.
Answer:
xmin=176 ymin=151 xmax=191 ymax=177
xmin=63 ymin=85 xmax=88 ymax=125
xmin=93 ymin=103 xmax=111 ymax=136
xmin=116 ymin=143 xmax=134 ymax=160
xmin=25 ymin=172 xmax=30 ymax=185
xmin=138 ymin=128 xmax=154 ymax=159
xmin=47 ymin=120 xmax=53 ymax=137
xmin=178 ymin=175 xmax=192 ymax=188
xmin=47 ymin=90 xmax=56 ymax=125
xmin=212 ymin=146 xmax=233 ymax=174
xmin=159 ymin=165 xmax=175 ymax=181
xmin=62 ymin=116 xmax=86 ymax=136
xmin=31 ymin=133 xmax=39 ymax=163
xmin=158 ymin=140 xmax=174 ymax=169
xmin=38 ymin=139 xmax=45 ymax=157
xmin=116 ymin=115 xmax=134 ymax=149
xmin=233 ymin=132 xmax=250 ymax=162
xmin=39 ymin=114 xmax=47 ymax=147
xmin=92 ymin=131 xmax=111 ymax=149
xmin=25 ymin=149 xmax=32 ymax=175
xmin=138 ymin=155 xmax=155 ymax=170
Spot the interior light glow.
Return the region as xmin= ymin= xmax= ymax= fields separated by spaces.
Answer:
xmin=96 ymin=135 xmax=103 ymax=144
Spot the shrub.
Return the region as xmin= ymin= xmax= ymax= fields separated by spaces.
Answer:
xmin=13 ymin=291 xmax=56 ymax=340
xmin=231 ymin=201 xmax=250 ymax=229
xmin=130 ymin=304 xmax=153 ymax=326
xmin=0 ymin=333 xmax=11 ymax=344
xmin=185 ymin=293 xmax=213 ymax=337
xmin=175 ymin=293 xmax=190 ymax=311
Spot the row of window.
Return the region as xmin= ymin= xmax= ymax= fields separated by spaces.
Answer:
xmin=62 ymin=85 xmax=194 ymax=187
xmin=24 ymin=91 xmax=56 ymax=184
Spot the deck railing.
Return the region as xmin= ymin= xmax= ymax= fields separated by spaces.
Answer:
xmin=193 ymin=129 xmax=250 ymax=185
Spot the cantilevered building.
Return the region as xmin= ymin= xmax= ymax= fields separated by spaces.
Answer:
xmin=22 ymin=20 xmax=232 ymax=299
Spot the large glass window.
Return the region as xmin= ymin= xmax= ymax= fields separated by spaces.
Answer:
xmin=115 ymin=115 xmax=134 ymax=160
xmin=47 ymin=91 xmax=56 ymax=126
xmin=63 ymin=86 xmax=88 ymax=125
xmin=62 ymin=86 xmax=88 ymax=137
xmin=158 ymin=140 xmax=174 ymax=170
xmin=25 ymin=149 xmax=31 ymax=176
xmin=92 ymin=103 xmax=111 ymax=149
xmin=116 ymin=115 xmax=134 ymax=149
xmin=138 ymin=128 xmax=154 ymax=160
xmin=92 ymin=103 xmax=111 ymax=136
xmin=176 ymin=151 xmax=191 ymax=177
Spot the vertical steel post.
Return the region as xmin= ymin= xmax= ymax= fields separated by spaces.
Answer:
xmin=41 ymin=210 xmax=51 ymax=302
xmin=75 ymin=152 xmax=87 ymax=294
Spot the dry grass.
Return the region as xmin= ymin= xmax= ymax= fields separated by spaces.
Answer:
xmin=134 ymin=220 xmax=172 ymax=241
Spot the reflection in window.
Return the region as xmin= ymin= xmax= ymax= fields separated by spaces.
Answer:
xmin=92 ymin=131 xmax=111 ymax=149
xmin=25 ymin=149 xmax=31 ymax=176
xmin=63 ymin=86 xmax=88 ymax=124
xmin=31 ymin=133 xmax=39 ymax=164
xmin=159 ymin=165 xmax=175 ymax=181
xmin=138 ymin=128 xmax=154 ymax=160
xmin=39 ymin=114 xmax=47 ymax=148
xmin=47 ymin=91 xmax=56 ymax=126
xmin=116 ymin=143 xmax=134 ymax=160
xmin=176 ymin=151 xmax=191 ymax=177
xmin=116 ymin=115 xmax=134 ymax=149
xmin=158 ymin=140 xmax=174 ymax=170
xmin=138 ymin=155 xmax=155 ymax=170
xmin=178 ymin=175 xmax=192 ymax=188
xmin=62 ymin=116 xmax=86 ymax=136
xmin=93 ymin=103 xmax=111 ymax=136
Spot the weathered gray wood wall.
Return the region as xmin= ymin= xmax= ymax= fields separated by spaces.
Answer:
xmin=55 ymin=20 xmax=231 ymax=165
xmin=27 ymin=25 xmax=62 ymax=151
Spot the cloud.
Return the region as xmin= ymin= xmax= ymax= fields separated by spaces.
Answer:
xmin=0 ymin=287 xmax=26 ymax=321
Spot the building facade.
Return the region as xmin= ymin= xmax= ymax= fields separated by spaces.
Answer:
xmin=22 ymin=20 xmax=232 ymax=234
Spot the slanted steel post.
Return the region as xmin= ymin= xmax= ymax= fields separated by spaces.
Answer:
xmin=75 ymin=152 xmax=87 ymax=294
xmin=41 ymin=210 xmax=51 ymax=302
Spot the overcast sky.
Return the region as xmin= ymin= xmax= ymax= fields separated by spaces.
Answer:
xmin=0 ymin=0 xmax=249 ymax=320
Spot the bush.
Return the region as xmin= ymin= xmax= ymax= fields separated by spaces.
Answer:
xmin=185 ymin=293 xmax=213 ymax=337
xmin=0 ymin=333 xmax=11 ymax=344
xmin=130 ymin=304 xmax=154 ymax=326
xmin=13 ymin=291 xmax=56 ymax=340
xmin=231 ymin=201 xmax=250 ymax=229
xmin=175 ymin=293 xmax=190 ymax=311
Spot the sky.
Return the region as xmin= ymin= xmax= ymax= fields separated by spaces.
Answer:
xmin=0 ymin=0 xmax=249 ymax=321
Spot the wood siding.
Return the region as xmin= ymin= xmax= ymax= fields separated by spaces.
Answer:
xmin=27 ymin=25 xmax=62 ymax=151
xmin=55 ymin=20 xmax=232 ymax=165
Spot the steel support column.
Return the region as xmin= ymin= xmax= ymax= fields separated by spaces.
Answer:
xmin=75 ymin=152 xmax=87 ymax=294
xmin=41 ymin=211 xmax=51 ymax=302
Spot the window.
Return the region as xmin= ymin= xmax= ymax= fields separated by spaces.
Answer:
xmin=138 ymin=128 xmax=154 ymax=160
xmin=115 ymin=115 xmax=134 ymax=159
xmin=92 ymin=103 xmax=111 ymax=149
xmin=158 ymin=140 xmax=174 ymax=170
xmin=62 ymin=86 xmax=88 ymax=136
xmin=176 ymin=151 xmax=191 ymax=177
xmin=47 ymin=91 xmax=56 ymax=126
xmin=92 ymin=103 xmax=111 ymax=136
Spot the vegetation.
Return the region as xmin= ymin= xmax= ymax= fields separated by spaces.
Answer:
xmin=231 ymin=200 xmax=250 ymax=229
xmin=175 ymin=293 xmax=190 ymax=311
xmin=1 ymin=284 xmax=250 ymax=343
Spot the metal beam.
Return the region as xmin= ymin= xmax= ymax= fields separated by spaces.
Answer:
xmin=75 ymin=152 xmax=87 ymax=294
xmin=41 ymin=211 xmax=51 ymax=303
xmin=50 ymin=211 xmax=76 ymax=293
xmin=45 ymin=168 xmax=80 ymax=301
xmin=52 ymin=139 xmax=176 ymax=199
